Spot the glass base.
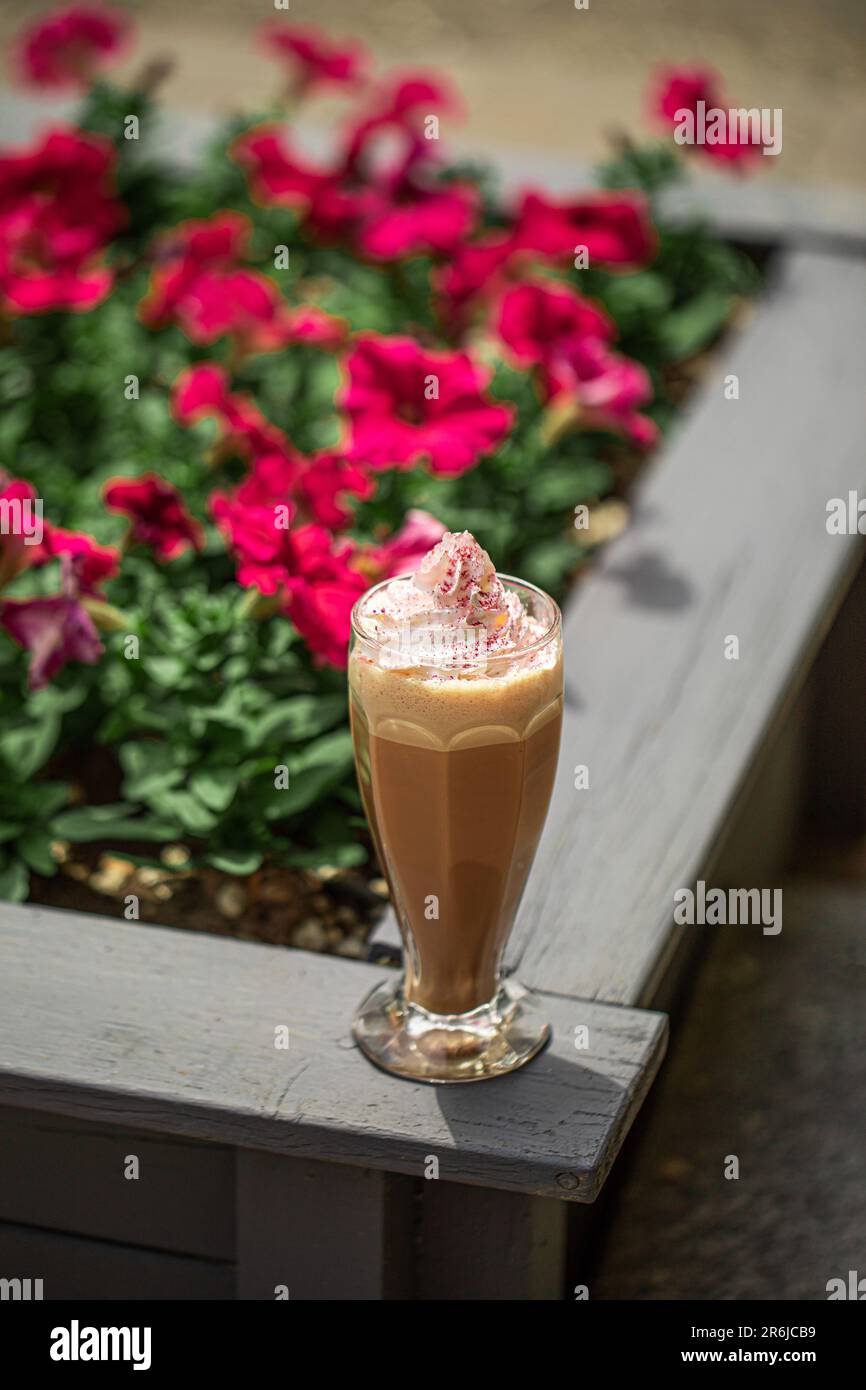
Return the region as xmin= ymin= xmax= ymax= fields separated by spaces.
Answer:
xmin=352 ymin=976 xmax=551 ymax=1084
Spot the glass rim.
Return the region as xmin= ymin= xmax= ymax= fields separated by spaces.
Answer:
xmin=350 ymin=570 xmax=562 ymax=662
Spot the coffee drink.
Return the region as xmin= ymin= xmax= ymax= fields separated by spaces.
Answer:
xmin=350 ymin=531 xmax=563 ymax=1081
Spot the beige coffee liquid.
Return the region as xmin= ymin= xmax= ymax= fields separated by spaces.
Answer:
xmin=350 ymin=650 xmax=562 ymax=1014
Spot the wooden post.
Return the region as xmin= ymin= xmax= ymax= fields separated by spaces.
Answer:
xmin=236 ymin=1151 xmax=414 ymax=1300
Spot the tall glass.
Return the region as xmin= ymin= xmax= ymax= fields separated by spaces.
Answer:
xmin=349 ymin=573 xmax=563 ymax=1082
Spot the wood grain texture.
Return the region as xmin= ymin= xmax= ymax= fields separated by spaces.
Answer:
xmin=0 ymin=903 xmax=665 ymax=1203
xmin=0 ymin=1106 xmax=234 ymax=1259
xmin=504 ymin=248 xmax=866 ymax=1006
xmin=0 ymin=1220 xmax=233 ymax=1299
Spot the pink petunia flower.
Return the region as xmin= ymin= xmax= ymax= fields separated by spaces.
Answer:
xmin=171 ymin=363 xmax=294 ymax=462
xmin=513 ymin=191 xmax=656 ymax=267
xmin=0 ymin=553 xmax=103 ymax=689
xmin=0 ymin=475 xmax=41 ymax=590
xmin=283 ymin=562 xmax=367 ymax=668
xmin=258 ymin=22 xmax=368 ymax=94
xmin=494 ymin=281 xmax=656 ymax=447
xmin=103 ymin=474 xmax=204 ymax=559
xmin=34 ymin=523 xmax=119 ymax=594
xmin=140 ymin=209 xmax=345 ymax=355
xmin=1 ymin=472 xmax=119 ymax=596
xmin=651 ymin=65 xmax=766 ymax=167
xmin=0 ymin=126 xmax=125 ymax=314
xmin=13 ymin=5 xmax=132 ymax=91
xmin=496 ymin=281 xmax=614 ymax=366
xmin=295 ymin=451 xmax=375 ymax=531
xmin=139 ymin=210 xmax=252 ymax=326
xmin=341 ymin=334 xmax=513 ymax=476
xmin=232 ymin=127 xmax=333 ymax=210
xmin=211 ymin=488 xmax=366 ymax=667
xmin=356 ymin=181 xmax=478 ymax=261
xmin=360 ymin=508 xmax=448 ymax=580
xmin=433 ymin=231 xmax=521 ymax=329
xmin=545 ymin=337 xmax=658 ymax=448
xmin=232 ymin=122 xmax=474 ymax=262
xmin=341 ymin=72 xmax=461 ymax=179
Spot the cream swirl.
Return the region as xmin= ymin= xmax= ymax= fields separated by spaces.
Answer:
xmin=357 ymin=531 xmax=545 ymax=671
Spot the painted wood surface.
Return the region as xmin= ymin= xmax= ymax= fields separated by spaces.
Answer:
xmin=0 ymin=1220 xmax=233 ymax=1299
xmin=236 ymin=1152 xmax=414 ymax=1299
xmin=0 ymin=903 xmax=665 ymax=1203
xmin=415 ymin=1182 xmax=568 ymax=1300
xmin=0 ymin=1105 xmax=234 ymax=1259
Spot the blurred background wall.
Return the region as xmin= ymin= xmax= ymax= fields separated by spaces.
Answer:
xmin=1 ymin=0 xmax=864 ymax=188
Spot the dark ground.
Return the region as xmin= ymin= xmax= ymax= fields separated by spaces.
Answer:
xmin=590 ymin=878 xmax=865 ymax=1300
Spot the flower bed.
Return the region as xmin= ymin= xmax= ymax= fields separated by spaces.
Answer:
xmin=0 ymin=9 xmax=761 ymax=950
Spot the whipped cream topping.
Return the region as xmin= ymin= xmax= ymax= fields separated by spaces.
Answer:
xmin=357 ymin=531 xmax=548 ymax=672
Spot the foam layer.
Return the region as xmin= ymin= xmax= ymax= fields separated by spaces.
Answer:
xmin=350 ymin=651 xmax=562 ymax=748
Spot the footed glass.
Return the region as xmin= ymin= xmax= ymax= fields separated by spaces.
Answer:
xmin=349 ymin=574 xmax=563 ymax=1083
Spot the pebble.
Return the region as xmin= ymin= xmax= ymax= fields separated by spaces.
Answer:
xmin=582 ymin=499 xmax=630 ymax=549
xmin=161 ymin=844 xmax=191 ymax=869
xmin=90 ymin=856 xmax=134 ymax=894
xmin=292 ymin=919 xmax=328 ymax=952
xmin=336 ymin=936 xmax=365 ymax=959
xmin=215 ymin=882 xmax=247 ymax=919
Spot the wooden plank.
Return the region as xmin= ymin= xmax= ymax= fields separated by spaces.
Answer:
xmin=236 ymin=1152 xmax=413 ymax=1300
xmin=505 ymin=248 xmax=866 ymax=1006
xmin=0 ymin=904 xmax=666 ymax=1204
xmin=0 ymin=1220 xmax=233 ymax=1300
xmin=0 ymin=1106 xmax=234 ymax=1260
xmin=415 ymin=1183 xmax=567 ymax=1300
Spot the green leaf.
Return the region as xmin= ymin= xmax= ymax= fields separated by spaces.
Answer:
xmin=519 ymin=538 xmax=578 ymax=594
xmin=142 ymin=655 xmax=187 ymax=687
xmin=14 ymin=782 xmax=70 ymax=820
xmin=264 ymin=728 xmax=356 ymax=819
xmin=292 ymin=729 xmax=354 ymax=773
xmin=16 ymin=829 xmax=57 ymax=876
xmin=119 ymin=741 xmax=185 ymax=799
xmin=51 ymin=803 xmax=180 ymax=842
xmin=658 ymin=290 xmax=733 ymax=361
xmin=0 ymin=855 xmax=29 ymax=902
xmin=148 ymin=789 xmax=217 ymax=835
xmin=0 ymin=715 xmax=60 ymax=781
xmin=190 ymin=766 xmax=239 ymax=813
xmin=206 ymin=848 xmax=263 ymax=875
xmin=250 ymin=693 xmax=346 ymax=747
